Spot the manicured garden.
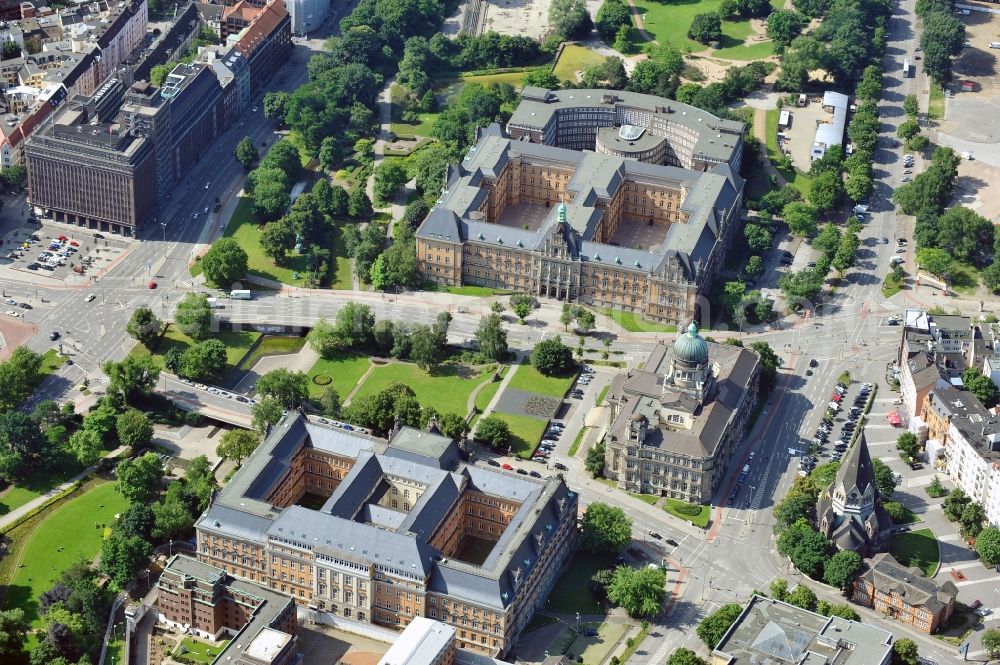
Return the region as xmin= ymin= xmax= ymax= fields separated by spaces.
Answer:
xmin=132 ymin=325 xmax=261 ymax=375
xmin=351 ymin=361 xmax=495 ymax=416
xmin=546 ymin=552 xmax=616 ymax=614
xmin=553 ymin=45 xmax=606 ymax=82
xmin=306 ymin=352 xmax=372 ymax=399
xmin=508 ymin=363 xmax=575 ymax=398
xmin=889 ymin=528 xmax=940 ymax=578
xmin=176 ymin=637 xmax=231 ymax=665
xmin=494 ymin=412 xmax=549 ymax=458
xmin=630 ymin=0 xmax=781 ymax=57
xmin=663 ymin=498 xmax=711 ymax=528
xmin=6 ymin=482 xmax=128 ymax=625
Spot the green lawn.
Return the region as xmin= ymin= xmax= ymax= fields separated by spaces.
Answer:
xmin=928 ymin=82 xmax=945 ymax=120
xmin=176 ymin=637 xmax=231 ymax=664
xmin=133 ymin=325 xmax=260 ymax=375
xmin=235 ymin=335 xmax=307 ymax=373
xmin=0 ymin=453 xmax=85 ymax=516
xmin=889 ymin=528 xmax=940 ymax=578
xmin=443 ymin=285 xmax=513 ymax=297
xmin=6 ymin=482 xmax=128 ymax=625
xmin=595 ymin=308 xmax=677 ymax=333
xmin=546 ymin=552 xmax=616 ymax=614
xmin=631 ymin=0 xmax=781 ymax=57
xmin=764 ymin=109 xmax=813 ymax=196
xmin=507 ymin=363 xmax=576 ymax=398
xmin=564 ymin=621 xmax=629 ymax=663
xmin=219 ymin=197 xmax=352 ymax=288
xmin=663 ymin=498 xmax=711 ymax=528
xmin=390 ymin=112 xmax=440 ymax=137
xmin=568 ymin=427 xmax=588 ymax=457
xmin=494 ymin=412 xmax=549 ymax=458
xmin=39 ymin=349 xmax=65 ymax=379
xmin=948 ymin=262 xmax=979 ymax=295
xmin=882 ymin=272 xmax=904 ymax=298
xmin=553 ymin=45 xmax=606 ymax=82
xmin=283 ymin=131 xmax=315 ymax=169
xmin=306 ymin=352 xmax=372 ymax=399
xmin=351 ymin=362 xmax=492 ymax=417
xmin=474 ymin=371 xmax=505 ymax=413
xmin=596 ymin=385 xmax=610 ymax=406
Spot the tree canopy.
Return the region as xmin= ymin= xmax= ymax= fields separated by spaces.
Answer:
xmin=580 ymin=502 xmax=632 ymax=553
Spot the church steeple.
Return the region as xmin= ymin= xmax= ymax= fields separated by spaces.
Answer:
xmin=557 ymin=202 xmax=567 ymax=226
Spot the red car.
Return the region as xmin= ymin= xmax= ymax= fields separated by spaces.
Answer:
xmin=501 ymin=463 xmax=513 ymax=471
xmin=148 ymin=281 xmax=158 ymax=289
xmin=69 ymin=240 xmax=79 ymax=247
xmin=831 ymin=393 xmax=843 ymax=402
xmin=57 ymin=235 xmax=68 ymax=242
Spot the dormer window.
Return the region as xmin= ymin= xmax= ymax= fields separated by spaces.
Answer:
xmin=667 ymin=414 xmax=683 ymax=424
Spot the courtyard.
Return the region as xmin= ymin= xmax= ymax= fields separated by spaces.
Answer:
xmin=609 ymin=218 xmax=670 ymax=252
xmin=497 ymin=202 xmax=552 ymax=233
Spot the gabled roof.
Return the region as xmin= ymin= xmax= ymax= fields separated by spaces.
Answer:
xmin=832 ymin=432 xmax=878 ymax=500
xmin=860 ymin=553 xmax=958 ymax=614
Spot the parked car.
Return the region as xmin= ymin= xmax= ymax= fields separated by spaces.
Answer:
xmin=648 ymin=531 xmax=662 ymax=539
xmin=501 ymin=463 xmax=513 ymax=470
xmin=487 ymin=459 xmax=500 ymax=467
xmin=554 ymin=462 xmax=568 ymax=471
xmin=516 ymin=468 xmax=528 ymax=475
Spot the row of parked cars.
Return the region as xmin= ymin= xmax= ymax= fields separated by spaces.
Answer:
xmin=804 ymin=381 xmax=873 ymax=473
xmin=314 ymin=416 xmax=370 ymax=435
xmin=569 ymin=365 xmax=595 ymax=400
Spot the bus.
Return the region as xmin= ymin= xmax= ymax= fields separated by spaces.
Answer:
xmin=230 ymin=290 xmax=253 ymax=300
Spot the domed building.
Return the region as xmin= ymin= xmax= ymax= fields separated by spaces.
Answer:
xmin=603 ymin=322 xmax=761 ymax=503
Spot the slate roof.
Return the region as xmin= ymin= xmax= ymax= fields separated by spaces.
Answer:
xmin=859 ymin=553 xmax=958 ymax=614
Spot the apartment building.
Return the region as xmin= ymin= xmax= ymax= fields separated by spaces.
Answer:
xmin=415 ymin=126 xmax=744 ymax=326
xmin=852 ymin=553 xmax=958 ymax=634
xmin=711 ymin=595 xmax=894 ymax=665
xmin=155 ymin=555 xmax=300 ymax=665
xmin=194 ymin=413 xmax=578 ymax=658
xmin=601 ymin=324 xmax=760 ymax=503
xmin=920 ymin=382 xmax=1000 ymax=525
xmin=897 ymin=309 xmax=972 ymax=418
xmin=507 ymin=88 xmax=744 ymax=172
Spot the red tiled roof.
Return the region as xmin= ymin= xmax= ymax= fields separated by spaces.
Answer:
xmin=234 ymin=0 xmax=285 ymax=57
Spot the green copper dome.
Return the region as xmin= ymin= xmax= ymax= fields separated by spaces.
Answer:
xmin=673 ymin=321 xmax=709 ymax=365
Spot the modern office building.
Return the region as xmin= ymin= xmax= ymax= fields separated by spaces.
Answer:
xmin=415 ymin=126 xmax=744 ymax=326
xmin=852 ymin=553 xmax=958 ymax=634
xmin=816 ymin=434 xmax=892 ymax=556
xmin=194 ymin=413 xmax=578 ymax=658
xmin=601 ymin=323 xmax=760 ymax=503
xmin=711 ymin=595 xmax=894 ymax=665
xmin=24 ymin=100 xmax=155 ymax=235
xmin=507 ymin=88 xmax=744 ymax=172
xmin=155 ymin=554 xmax=301 ymax=665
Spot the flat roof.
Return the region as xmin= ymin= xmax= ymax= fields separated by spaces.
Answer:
xmin=378 ymin=617 xmax=454 ymax=665
xmin=243 ymin=627 xmax=291 ymax=661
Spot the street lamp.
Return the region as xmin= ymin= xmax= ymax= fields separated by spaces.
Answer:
xmin=575 ymin=612 xmax=580 ymax=634
xmin=160 ymin=222 xmax=167 ymax=243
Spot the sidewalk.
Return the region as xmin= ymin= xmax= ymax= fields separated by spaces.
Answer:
xmin=0 ymin=444 xmax=126 ymax=530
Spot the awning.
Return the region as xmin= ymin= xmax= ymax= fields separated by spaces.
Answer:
xmin=887 ymin=411 xmax=901 ymax=426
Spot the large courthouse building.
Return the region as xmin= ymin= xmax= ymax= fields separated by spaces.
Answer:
xmin=195 ymin=413 xmax=578 ymax=658
xmin=415 ymin=89 xmax=745 ymax=326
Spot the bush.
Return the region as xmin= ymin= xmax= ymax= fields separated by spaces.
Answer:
xmin=674 ymin=502 xmax=703 ymax=516
xmin=312 ymin=374 xmax=333 ymax=386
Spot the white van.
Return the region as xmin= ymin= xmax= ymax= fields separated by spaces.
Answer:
xmin=890 ymin=255 xmax=904 ymax=265
xmin=991 ymin=42 xmax=1000 ymax=49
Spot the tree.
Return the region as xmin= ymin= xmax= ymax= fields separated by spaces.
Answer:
xmin=749 ymin=341 xmax=779 ymax=387
xmin=872 ymin=458 xmax=897 ymax=499
xmin=767 ymin=9 xmax=806 ymax=45
xmin=475 ymin=314 xmax=508 ymax=361
xmin=115 ymin=409 xmax=153 ymax=450
xmin=117 ymin=503 xmax=155 ymax=540
xmin=607 ymin=565 xmax=666 ymax=617
xmin=255 ymin=368 xmax=309 ymax=409
xmin=688 ymin=12 xmax=722 ymax=44
xmin=0 ymin=346 xmax=42 ymax=410
xmin=372 ymin=161 xmax=409 ymax=206
xmin=259 ymin=219 xmax=296 ymax=263
xmin=896 ymin=119 xmax=920 ymax=140
xmin=845 ymin=167 xmax=874 ymax=203
xmin=318 ymin=387 xmax=341 ymax=417
xmin=975 ymin=526 xmax=1000 ymax=566
xmin=348 ymin=187 xmax=373 ymax=218
xmin=585 ymin=440 xmax=606 ymax=477
xmin=235 ymin=136 xmax=259 ymax=169
xmin=474 ymin=415 xmax=511 ymax=450
xmin=216 ymin=428 xmax=259 ymax=466
xmin=174 ymin=292 xmax=212 ymax=341
xmin=697 ymin=603 xmax=742 ymax=649
xmin=575 ymin=308 xmax=596 ymax=334
xmin=127 ymin=307 xmax=162 ymax=348
xmin=744 ymin=224 xmax=772 ymax=252
xmin=892 ymin=638 xmax=920 ymax=665
xmin=942 ymin=487 xmax=970 ymax=521
xmin=823 ymin=550 xmax=862 ymax=590
xmin=67 ymin=428 xmax=103 ymax=466
xmin=531 ymin=338 xmax=574 ymax=376
xmin=775 ymin=491 xmax=815 ymax=527
xmin=920 ymin=11 xmax=965 ymax=84
xmin=580 ymin=502 xmax=632 ymax=554
xmin=251 ymin=397 xmax=284 ymax=434
xmin=549 ymin=0 xmax=593 ymax=39
xmin=200 ymin=237 xmax=249 ymax=288
xmin=963 ymin=368 xmax=1000 ymax=408
xmin=114 ymin=452 xmax=164 ymax=504
xmin=785 ymin=584 xmax=818 ymax=611
xmin=152 ymin=482 xmax=195 ymax=540
xmin=935 ymin=206 xmax=994 ymax=265
xmin=982 ymin=629 xmax=1000 ymax=659
xmin=437 ymin=412 xmax=470 ymax=440
xmin=511 ymin=299 xmax=532 ymax=323
xmin=915 ymin=247 xmax=952 ymax=278
xmin=667 ymin=648 xmax=708 ymax=665
xmin=178 ymin=339 xmax=228 ymax=382
xmin=902 ymin=94 xmax=918 ymax=117
xmin=960 ymin=502 xmax=986 ymax=540
xmin=596 ymin=0 xmax=632 ymax=41
xmin=100 ymin=533 xmax=152 ymax=588
xmin=263 ymin=90 xmax=290 ymax=123
xmin=896 ymin=431 xmax=918 ymax=459
xmin=776 ymin=518 xmax=831 ymax=577
xmin=769 ymin=578 xmax=789 ymax=600
xmin=745 ymin=255 xmax=764 ymax=279
xmin=782 ymin=202 xmax=818 ymax=237
xmin=103 ymin=354 xmax=160 ymax=405
xmin=0 ymin=608 xmax=28 ymax=657
xmin=523 ymin=68 xmax=561 ymax=89
xmin=809 ymin=171 xmax=843 ymax=213
xmin=0 ymin=410 xmax=49 ymax=481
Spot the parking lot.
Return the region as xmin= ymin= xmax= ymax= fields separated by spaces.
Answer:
xmin=0 ymin=224 xmax=128 ymax=284
xmin=940 ymin=8 xmax=1000 ymax=144
xmin=777 ymin=99 xmax=833 ymax=172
